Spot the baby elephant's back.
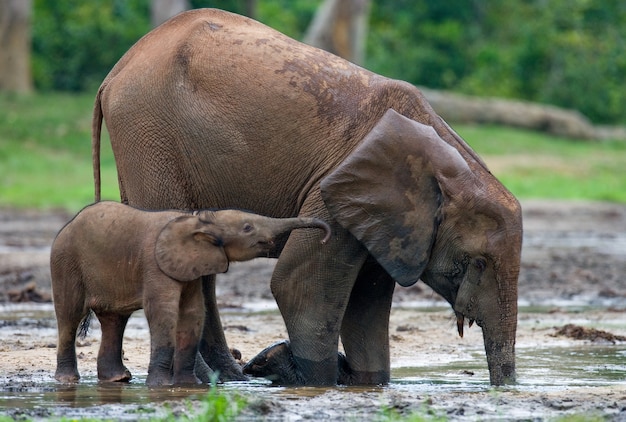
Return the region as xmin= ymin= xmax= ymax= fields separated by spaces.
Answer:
xmin=51 ymin=202 xmax=182 ymax=310
xmin=54 ymin=202 xmax=151 ymax=255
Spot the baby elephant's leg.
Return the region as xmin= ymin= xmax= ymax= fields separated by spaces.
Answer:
xmin=171 ymin=281 xmax=205 ymax=385
xmin=54 ymin=307 xmax=85 ymax=383
xmin=52 ymin=263 xmax=85 ymax=383
xmin=144 ymin=282 xmax=183 ymax=386
xmin=96 ymin=312 xmax=132 ymax=382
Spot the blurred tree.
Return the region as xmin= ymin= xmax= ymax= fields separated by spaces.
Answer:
xmin=367 ymin=2 xmax=478 ymax=90
xmin=366 ymin=0 xmax=626 ymax=125
xmin=458 ymin=0 xmax=626 ymax=124
xmin=32 ymin=0 xmax=150 ymax=91
xmin=0 ymin=0 xmax=33 ymax=93
xmin=303 ymin=0 xmax=370 ymax=65
xmin=27 ymin=0 xmax=626 ymax=124
xmin=192 ymin=0 xmax=256 ymax=18
xmin=151 ymin=0 xmax=189 ymax=27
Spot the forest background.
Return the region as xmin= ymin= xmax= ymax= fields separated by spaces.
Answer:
xmin=1 ymin=0 xmax=625 ymax=210
xmin=27 ymin=0 xmax=626 ymax=126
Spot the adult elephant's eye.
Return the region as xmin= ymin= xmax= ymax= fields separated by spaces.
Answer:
xmin=474 ymin=258 xmax=487 ymax=272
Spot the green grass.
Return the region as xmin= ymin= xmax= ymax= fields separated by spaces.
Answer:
xmin=457 ymin=124 xmax=626 ymax=202
xmin=0 ymin=92 xmax=119 ymax=211
xmin=159 ymin=383 xmax=246 ymax=421
xmin=1 ymin=92 xmax=625 ymax=212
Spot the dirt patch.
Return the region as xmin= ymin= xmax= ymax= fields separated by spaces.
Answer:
xmin=1 ymin=200 xmax=626 ymax=420
xmin=554 ymin=324 xmax=626 ymax=344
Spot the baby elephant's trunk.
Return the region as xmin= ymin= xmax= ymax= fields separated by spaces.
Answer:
xmin=280 ymin=217 xmax=332 ymax=244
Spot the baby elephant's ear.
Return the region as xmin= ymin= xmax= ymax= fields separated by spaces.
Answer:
xmin=155 ymin=216 xmax=229 ymax=282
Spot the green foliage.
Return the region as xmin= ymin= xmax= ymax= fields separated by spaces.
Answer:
xmin=368 ymin=2 xmax=477 ymax=90
xmin=30 ymin=1 xmax=626 ymax=123
xmin=1 ymin=92 xmax=625 ymax=213
xmin=367 ymin=0 xmax=626 ymax=125
xmin=32 ymin=0 xmax=151 ymax=92
xmin=159 ymin=383 xmax=246 ymax=421
xmin=203 ymin=0 xmax=318 ymax=39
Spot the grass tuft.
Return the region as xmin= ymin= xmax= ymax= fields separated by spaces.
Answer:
xmin=1 ymin=92 xmax=625 ymax=213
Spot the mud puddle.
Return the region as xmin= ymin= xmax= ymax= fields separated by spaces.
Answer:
xmin=1 ymin=304 xmax=625 ymax=421
xmin=1 ymin=201 xmax=626 ymax=419
xmin=1 ymin=379 xmax=212 ymax=421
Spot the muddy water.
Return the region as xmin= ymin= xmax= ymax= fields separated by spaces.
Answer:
xmin=394 ymin=344 xmax=626 ymax=388
xmin=1 ymin=379 xmax=215 ymax=420
xmin=1 ymin=305 xmax=625 ymax=421
xmin=1 ymin=201 xmax=626 ymax=420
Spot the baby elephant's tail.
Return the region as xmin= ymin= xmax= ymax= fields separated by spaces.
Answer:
xmin=77 ymin=310 xmax=94 ymax=340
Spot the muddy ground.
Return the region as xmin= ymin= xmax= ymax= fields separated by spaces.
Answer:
xmin=1 ymin=200 xmax=625 ymax=420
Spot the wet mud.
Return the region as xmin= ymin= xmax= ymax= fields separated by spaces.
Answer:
xmin=1 ymin=200 xmax=625 ymax=420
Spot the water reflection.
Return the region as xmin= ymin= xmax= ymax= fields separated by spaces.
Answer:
xmin=390 ymin=344 xmax=626 ymax=392
xmin=1 ymin=345 xmax=624 ymax=409
xmin=1 ymin=304 xmax=624 ymax=419
xmin=0 ymin=376 xmax=212 ymax=410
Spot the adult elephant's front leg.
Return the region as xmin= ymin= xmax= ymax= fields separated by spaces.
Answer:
xmin=269 ymin=226 xmax=368 ymax=386
xmin=340 ymin=257 xmax=395 ymax=385
xmin=198 ymin=275 xmax=247 ymax=381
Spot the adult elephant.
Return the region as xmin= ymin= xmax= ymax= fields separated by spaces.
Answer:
xmin=93 ymin=8 xmax=522 ymax=386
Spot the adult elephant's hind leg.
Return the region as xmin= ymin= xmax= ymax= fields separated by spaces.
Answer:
xmin=198 ymin=274 xmax=247 ymax=381
xmin=340 ymin=257 xmax=395 ymax=385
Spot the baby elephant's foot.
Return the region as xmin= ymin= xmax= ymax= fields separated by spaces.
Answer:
xmin=98 ymin=366 xmax=132 ymax=383
xmin=171 ymin=373 xmax=202 ymax=386
xmin=146 ymin=370 xmax=171 ymax=387
xmin=194 ymin=352 xmax=217 ymax=384
xmin=199 ymin=345 xmax=248 ymax=382
xmin=55 ymin=368 xmax=80 ymax=383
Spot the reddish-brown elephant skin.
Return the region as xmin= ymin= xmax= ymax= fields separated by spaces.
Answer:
xmin=92 ymin=9 xmax=523 ymax=386
xmin=51 ymin=201 xmax=330 ymax=386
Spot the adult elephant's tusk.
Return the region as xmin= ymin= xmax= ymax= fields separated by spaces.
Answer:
xmin=456 ymin=312 xmax=465 ymax=338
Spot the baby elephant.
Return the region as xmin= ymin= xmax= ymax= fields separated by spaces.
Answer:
xmin=51 ymin=201 xmax=330 ymax=386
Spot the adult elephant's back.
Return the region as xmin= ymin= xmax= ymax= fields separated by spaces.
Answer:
xmin=92 ymin=8 xmax=521 ymax=387
xmin=93 ymin=7 xmax=394 ymax=216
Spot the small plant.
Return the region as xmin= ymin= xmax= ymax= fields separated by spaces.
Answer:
xmin=196 ymin=385 xmax=246 ymax=421
xmin=377 ymin=399 xmax=447 ymax=422
xmin=157 ymin=378 xmax=246 ymax=422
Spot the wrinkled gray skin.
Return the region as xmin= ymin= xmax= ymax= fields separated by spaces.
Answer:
xmin=51 ymin=201 xmax=330 ymax=386
xmin=93 ymin=9 xmax=523 ymax=386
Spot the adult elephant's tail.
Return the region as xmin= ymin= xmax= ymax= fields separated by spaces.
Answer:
xmin=92 ymin=86 xmax=104 ymax=203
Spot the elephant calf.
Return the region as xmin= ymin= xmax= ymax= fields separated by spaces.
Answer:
xmin=51 ymin=201 xmax=330 ymax=386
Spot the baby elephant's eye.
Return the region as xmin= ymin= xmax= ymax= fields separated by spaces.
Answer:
xmin=242 ymin=223 xmax=253 ymax=233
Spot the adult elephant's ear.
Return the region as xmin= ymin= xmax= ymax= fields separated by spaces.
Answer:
xmin=320 ymin=109 xmax=470 ymax=287
xmin=155 ymin=216 xmax=229 ymax=282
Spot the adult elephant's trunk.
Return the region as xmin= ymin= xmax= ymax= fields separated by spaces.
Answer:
xmin=453 ymin=237 xmax=520 ymax=386
xmin=482 ymin=268 xmax=518 ymax=385
xmin=483 ymin=332 xmax=516 ymax=385
xmin=482 ymin=312 xmax=517 ymax=384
